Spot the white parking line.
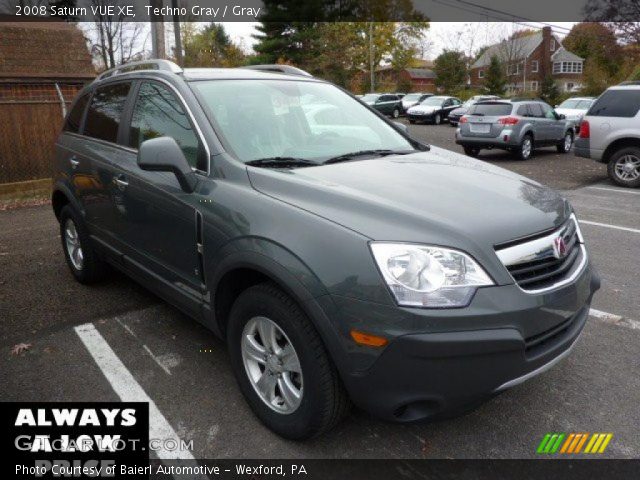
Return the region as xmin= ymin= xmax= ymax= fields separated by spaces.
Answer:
xmin=586 ymin=186 xmax=640 ymax=196
xmin=579 ymin=220 xmax=640 ymax=234
xmin=589 ymin=309 xmax=640 ymax=330
xmin=74 ymin=323 xmax=195 ymax=460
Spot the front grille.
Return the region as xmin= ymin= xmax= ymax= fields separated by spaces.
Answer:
xmin=496 ymin=216 xmax=585 ymax=292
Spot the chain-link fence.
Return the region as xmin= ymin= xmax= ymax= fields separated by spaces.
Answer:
xmin=0 ymin=83 xmax=84 ymax=184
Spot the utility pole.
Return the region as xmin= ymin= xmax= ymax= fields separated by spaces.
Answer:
xmin=369 ymin=22 xmax=375 ymax=93
xmin=150 ymin=0 xmax=166 ymax=59
xmin=171 ymin=0 xmax=183 ymax=65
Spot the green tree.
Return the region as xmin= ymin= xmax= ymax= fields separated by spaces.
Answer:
xmin=483 ymin=55 xmax=506 ymax=95
xmin=434 ymin=50 xmax=467 ymax=93
xmin=580 ymin=58 xmax=611 ymax=96
xmin=183 ymin=24 xmax=245 ymax=67
xmin=540 ymin=75 xmax=560 ymax=104
xmin=563 ymin=22 xmax=623 ymax=77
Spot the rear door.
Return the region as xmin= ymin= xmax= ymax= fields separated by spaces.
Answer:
xmin=527 ymin=102 xmax=550 ymax=141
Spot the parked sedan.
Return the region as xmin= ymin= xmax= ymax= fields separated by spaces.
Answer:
xmin=401 ymin=92 xmax=433 ymax=113
xmin=448 ymin=95 xmax=500 ymax=127
xmin=360 ymin=93 xmax=403 ymax=118
xmin=555 ymin=97 xmax=595 ymax=132
xmin=406 ymin=96 xmax=462 ymax=124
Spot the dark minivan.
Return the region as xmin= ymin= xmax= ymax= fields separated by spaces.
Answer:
xmin=52 ymin=60 xmax=599 ymax=439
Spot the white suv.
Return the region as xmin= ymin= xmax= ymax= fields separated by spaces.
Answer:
xmin=575 ymin=83 xmax=640 ymax=188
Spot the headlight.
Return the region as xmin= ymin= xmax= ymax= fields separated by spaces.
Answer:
xmin=370 ymin=243 xmax=494 ymax=308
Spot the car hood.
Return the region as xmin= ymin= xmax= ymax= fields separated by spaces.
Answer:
xmin=247 ymin=146 xmax=571 ymax=255
xmin=408 ymin=105 xmax=438 ymax=114
xmin=449 ymin=106 xmax=468 ymax=116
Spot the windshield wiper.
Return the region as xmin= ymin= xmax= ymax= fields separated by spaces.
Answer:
xmin=245 ymin=157 xmax=318 ymax=168
xmin=323 ymin=149 xmax=417 ymax=165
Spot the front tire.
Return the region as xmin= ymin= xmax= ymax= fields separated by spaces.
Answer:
xmin=392 ymin=108 xmax=400 ymax=119
xmin=607 ymin=147 xmax=640 ymax=188
xmin=59 ymin=205 xmax=107 ymax=284
xmin=227 ymin=282 xmax=350 ymax=439
xmin=517 ymin=134 xmax=533 ymax=160
xmin=433 ymin=113 xmax=441 ymax=125
xmin=557 ymin=130 xmax=574 ymax=153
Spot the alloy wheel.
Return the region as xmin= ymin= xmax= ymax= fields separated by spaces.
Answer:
xmin=64 ymin=219 xmax=83 ymax=270
xmin=564 ymin=133 xmax=573 ymax=151
xmin=614 ymin=154 xmax=640 ymax=182
xmin=241 ymin=316 xmax=303 ymax=414
xmin=522 ymin=137 xmax=532 ymax=159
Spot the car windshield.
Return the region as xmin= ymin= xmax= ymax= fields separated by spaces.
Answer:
xmin=468 ymin=103 xmax=512 ymax=116
xmin=361 ymin=94 xmax=380 ymax=102
xmin=558 ymin=99 xmax=582 ymax=109
xmin=191 ymin=80 xmax=414 ymax=164
xmin=419 ymin=96 xmax=445 ymax=106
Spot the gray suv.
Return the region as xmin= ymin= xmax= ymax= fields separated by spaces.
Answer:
xmin=575 ymin=83 xmax=640 ymax=188
xmin=52 ymin=60 xmax=599 ymax=439
xmin=455 ymin=100 xmax=576 ymax=160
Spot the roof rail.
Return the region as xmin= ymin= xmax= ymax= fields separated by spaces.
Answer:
xmin=509 ymin=97 xmax=543 ymax=102
xmin=240 ymin=64 xmax=313 ymax=77
xmin=618 ymin=81 xmax=640 ymax=86
xmin=95 ymin=59 xmax=183 ymax=82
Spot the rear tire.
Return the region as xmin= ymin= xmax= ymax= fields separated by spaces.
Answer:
xmin=463 ymin=147 xmax=480 ymax=158
xmin=607 ymin=147 xmax=640 ymax=188
xmin=392 ymin=108 xmax=400 ymax=119
xmin=556 ymin=130 xmax=574 ymax=153
xmin=433 ymin=113 xmax=441 ymax=125
xmin=59 ymin=205 xmax=108 ymax=284
xmin=517 ymin=134 xmax=533 ymax=160
xmin=227 ymin=282 xmax=350 ymax=439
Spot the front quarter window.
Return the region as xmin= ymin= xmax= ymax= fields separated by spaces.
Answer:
xmin=191 ymin=80 xmax=413 ymax=164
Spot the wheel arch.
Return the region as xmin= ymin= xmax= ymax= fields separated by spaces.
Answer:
xmin=602 ymin=137 xmax=640 ymax=163
xmin=51 ymin=182 xmax=83 ymax=220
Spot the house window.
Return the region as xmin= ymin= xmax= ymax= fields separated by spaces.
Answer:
xmin=478 ymin=70 xmax=484 ymax=78
xmin=566 ymin=82 xmax=575 ymax=91
xmin=530 ymin=81 xmax=539 ymax=91
xmin=550 ymin=39 xmax=556 ymax=51
xmin=553 ymin=61 xmax=583 ymax=74
xmin=507 ymin=63 xmax=521 ymax=76
xmin=531 ymin=60 xmax=539 ymax=73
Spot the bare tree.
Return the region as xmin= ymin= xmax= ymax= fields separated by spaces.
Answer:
xmin=88 ymin=0 xmax=149 ymax=70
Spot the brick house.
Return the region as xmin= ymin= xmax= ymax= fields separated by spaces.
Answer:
xmin=355 ymin=65 xmax=437 ymax=93
xmin=0 ymin=22 xmax=95 ymax=183
xmin=470 ymin=27 xmax=584 ymax=94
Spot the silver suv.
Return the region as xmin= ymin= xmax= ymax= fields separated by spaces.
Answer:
xmin=575 ymin=83 xmax=640 ymax=188
xmin=455 ymin=100 xmax=575 ymax=160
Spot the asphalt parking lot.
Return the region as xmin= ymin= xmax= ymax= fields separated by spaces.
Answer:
xmin=1 ymin=124 xmax=638 ymax=460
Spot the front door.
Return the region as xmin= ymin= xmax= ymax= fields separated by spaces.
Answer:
xmin=115 ymin=80 xmax=210 ymax=313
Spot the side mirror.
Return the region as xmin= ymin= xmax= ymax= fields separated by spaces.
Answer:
xmin=394 ymin=121 xmax=408 ymax=133
xmin=137 ymin=137 xmax=197 ymax=193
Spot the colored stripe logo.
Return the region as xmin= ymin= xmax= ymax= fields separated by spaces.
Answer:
xmin=537 ymin=433 xmax=613 ymax=454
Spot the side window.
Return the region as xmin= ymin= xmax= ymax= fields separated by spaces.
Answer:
xmin=64 ymin=93 xmax=90 ymax=133
xmin=443 ymin=99 xmax=452 ymax=106
xmin=84 ymin=83 xmax=131 ymax=143
xmin=129 ymin=82 xmax=205 ymax=171
xmin=516 ymin=105 xmax=530 ymax=116
xmin=589 ymin=90 xmax=640 ymax=118
xmin=528 ymin=103 xmax=544 ymax=118
xmin=540 ymin=103 xmax=556 ymax=119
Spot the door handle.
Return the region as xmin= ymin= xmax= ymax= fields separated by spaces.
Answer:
xmin=114 ymin=176 xmax=129 ymax=190
xmin=70 ymin=157 xmax=80 ymax=169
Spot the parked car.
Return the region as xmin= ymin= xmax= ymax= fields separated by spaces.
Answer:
xmin=448 ymin=95 xmax=501 ymax=127
xmin=406 ymin=95 xmax=462 ymax=124
xmin=575 ymin=83 xmax=640 ymax=188
xmin=360 ymin=93 xmax=403 ymax=118
xmin=455 ymin=100 xmax=576 ymax=160
xmin=52 ymin=60 xmax=599 ymax=440
xmin=400 ymin=92 xmax=433 ymax=113
xmin=555 ymin=97 xmax=595 ymax=132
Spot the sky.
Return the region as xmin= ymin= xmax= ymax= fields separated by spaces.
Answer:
xmin=222 ymin=22 xmax=578 ymax=60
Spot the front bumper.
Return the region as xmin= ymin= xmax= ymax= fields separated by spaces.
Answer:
xmin=327 ymin=260 xmax=600 ymax=422
xmin=455 ymin=130 xmax=521 ymax=149
xmin=407 ymin=112 xmax=437 ymax=122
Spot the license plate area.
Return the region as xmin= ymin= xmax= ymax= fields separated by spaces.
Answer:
xmin=470 ymin=123 xmax=491 ymax=134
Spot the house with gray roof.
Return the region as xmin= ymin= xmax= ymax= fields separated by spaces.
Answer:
xmin=470 ymin=27 xmax=585 ymax=94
